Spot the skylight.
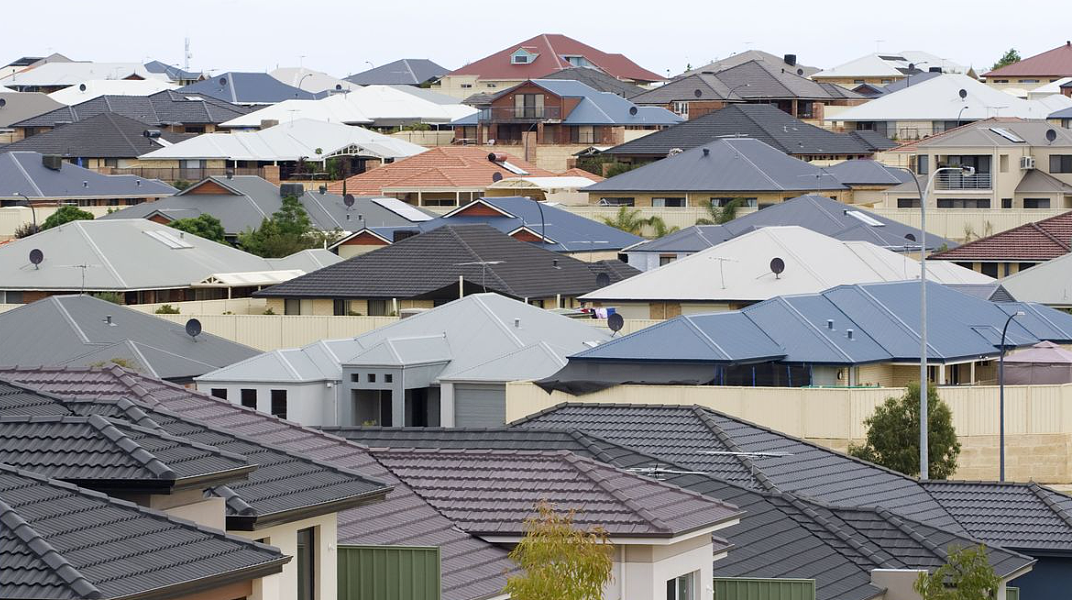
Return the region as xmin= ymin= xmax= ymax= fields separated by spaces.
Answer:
xmin=144 ymin=229 xmax=194 ymax=249
xmin=845 ymin=210 xmax=885 ymax=227
xmin=988 ymin=127 xmax=1025 ymax=143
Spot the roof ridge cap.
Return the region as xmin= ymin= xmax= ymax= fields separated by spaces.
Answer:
xmin=784 ymin=493 xmax=903 ymax=568
xmin=1033 ymin=221 xmax=1072 ymax=252
xmin=86 ymin=413 xmax=176 ymax=480
xmin=561 ymin=452 xmax=673 ymax=533
xmin=874 ymin=506 xmax=947 ymax=558
xmin=1029 ymin=482 xmax=1072 ymax=529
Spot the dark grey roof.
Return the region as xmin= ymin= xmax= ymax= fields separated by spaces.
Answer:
xmin=0 ymin=92 xmax=65 ymax=127
xmin=628 ymin=194 xmax=951 ymax=253
xmin=143 ymin=60 xmax=204 ymax=82
xmin=255 ymin=224 xmax=639 ymax=301
xmin=0 ymin=295 xmax=259 ymax=381
xmin=823 ymin=159 xmax=915 ymax=186
xmin=632 ymin=60 xmax=864 ymax=105
xmin=603 ymin=104 xmax=888 ymax=158
xmin=101 ymin=175 xmax=434 ymax=235
xmin=587 ymin=138 xmax=848 ymax=193
xmin=344 ymin=59 xmax=449 ymax=86
xmin=176 ymin=72 xmax=318 ymax=104
xmin=0 ymin=413 xmax=253 ymax=491
xmin=1052 ymin=106 xmax=1072 ymax=119
xmin=876 ymin=71 xmax=943 ymax=95
xmin=539 ymin=67 xmax=646 ymax=97
xmin=846 ymin=129 xmax=900 ymax=151
xmin=682 ymin=51 xmax=821 ymax=78
xmin=14 ymin=90 xmax=251 ymax=128
xmin=0 ymin=366 xmax=515 ymax=600
xmin=0 ymin=112 xmax=189 ymax=158
xmin=0 ymin=151 xmax=176 ymax=201
xmin=0 ymin=463 xmax=286 ymax=600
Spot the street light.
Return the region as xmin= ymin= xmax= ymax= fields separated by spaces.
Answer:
xmin=999 ymin=310 xmax=1026 ymax=482
xmin=12 ymin=192 xmax=37 ymax=233
xmin=297 ymin=73 xmax=313 ymax=92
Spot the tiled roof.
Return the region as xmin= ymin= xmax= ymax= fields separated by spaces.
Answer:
xmin=327 ymin=146 xmax=555 ymax=195
xmin=930 ymin=211 xmax=1072 ymax=262
xmin=371 ymin=448 xmax=742 ymax=537
xmin=176 ymin=72 xmax=318 ymax=104
xmin=0 ymin=464 xmax=286 ymax=600
xmin=540 ymin=67 xmax=646 ymax=97
xmin=14 ymin=90 xmax=251 ymax=128
xmin=985 ymin=41 xmax=1072 ymax=77
xmin=631 ymin=60 xmax=862 ymax=104
xmin=446 ymin=33 xmax=665 ymax=83
xmin=923 ymin=480 xmax=1072 ymax=551
xmin=344 ymin=59 xmax=449 ymax=86
xmin=0 ymin=112 xmax=189 ymax=158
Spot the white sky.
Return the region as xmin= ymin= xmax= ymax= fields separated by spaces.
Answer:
xmin=6 ymin=0 xmax=1070 ymax=78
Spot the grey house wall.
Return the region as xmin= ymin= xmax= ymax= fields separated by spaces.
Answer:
xmin=341 ymin=363 xmax=446 ymax=427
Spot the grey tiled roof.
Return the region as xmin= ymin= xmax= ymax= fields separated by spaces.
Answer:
xmin=632 ymin=60 xmax=864 ymax=105
xmin=176 ymin=72 xmax=319 ymax=104
xmin=0 ymin=463 xmax=286 ymax=600
xmin=344 ymin=59 xmax=449 ymax=86
xmin=923 ymin=481 xmax=1072 ymax=551
xmin=255 ymin=224 xmax=638 ymax=300
xmin=14 ymin=90 xmax=251 ymax=128
xmin=0 ymin=112 xmax=190 ymax=158
xmin=540 ymin=67 xmax=646 ymax=97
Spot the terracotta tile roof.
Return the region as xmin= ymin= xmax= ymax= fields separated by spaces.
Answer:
xmin=930 ymin=211 xmax=1072 ymax=262
xmin=446 ymin=33 xmax=666 ymax=82
xmin=561 ymin=167 xmax=604 ymax=181
xmin=985 ymin=41 xmax=1072 ymax=77
xmin=327 ymin=147 xmax=555 ymax=194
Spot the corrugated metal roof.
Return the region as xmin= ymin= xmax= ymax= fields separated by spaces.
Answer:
xmin=0 ymin=151 xmax=175 ymax=201
xmin=176 ymin=72 xmax=318 ymax=104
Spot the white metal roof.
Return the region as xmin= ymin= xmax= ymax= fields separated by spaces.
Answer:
xmin=268 ymin=67 xmax=361 ymax=93
xmin=488 ymin=176 xmax=600 ymax=191
xmin=193 ymin=270 xmax=307 ymax=287
xmin=1028 ymin=77 xmax=1072 ymax=99
xmin=1000 ymin=254 xmax=1072 ymax=306
xmin=47 ymin=79 xmax=176 ymax=104
xmin=582 ymin=226 xmax=992 ymax=303
xmin=139 ymin=118 xmax=426 ymax=162
xmin=814 ymin=51 xmax=966 ymax=79
xmin=0 ymin=62 xmax=169 ymax=87
xmin=222 ymin=95 xmax=374 ymax=126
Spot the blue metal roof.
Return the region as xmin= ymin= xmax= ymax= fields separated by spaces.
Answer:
xmin=177 ymin=72 xmax=319 ymax=103
xmin=572 ymin=281 xmax=1072 ymax=366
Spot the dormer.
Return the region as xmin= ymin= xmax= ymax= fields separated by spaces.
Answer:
xmin=511 ymin=47 xmax=539 ymax=65
xmin=562 ymin=55 xmax=595 ymax=68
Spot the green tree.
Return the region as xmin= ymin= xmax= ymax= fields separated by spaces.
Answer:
xmin=168 ymin=214 xmax=227 ymax=243
xmin=154 ymin=304 xmax=180 ymax=314
xmin=41 ymin=205 xmax=94 ymax=230
xmin=648 ymin=216 xmax=679 ymax=238
xmin=91 ymin=292 xmax=124 ymax=304
xmin=915 ymin=545 xmax=1000 ymax=600
xmin=696 ymin=198 xmax=744 ymax=225
xmin=504 ymin=502 xmax=613 ymax=600
xmin=238 ymin=195 xmax=341 ymax=258
xmin=849 ymin=382 xmax=961 ymax=479
xmin=601 ymin=206 xmax=648 ymax=235
xmin=172 ymin=179 xmax=192 ymax=191
xmin=991 ymin=48 xmax=1021 ymax=72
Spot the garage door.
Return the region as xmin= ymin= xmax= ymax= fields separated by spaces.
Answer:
xmin=453 ymin=384 xmax=506 ymax=427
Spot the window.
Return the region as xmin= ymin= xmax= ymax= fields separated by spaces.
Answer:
xmin=1018 ymin=79 xmax=1040 ymax=84
xmin=1024 ymin=198 xmax=1051 ymax=208
xmin=510 ymin=48 xmax=537 ymax=65
xmin=350 ymin=373 xmax=360 ymax=383
xmin=460 ymin=83 xmax=473 ymax=89
xmin=710 ymin=197 xmax=757 ymax=208
xmin=270 ymin=390 xmax=287 ymax=419
xmin=333 ymin=299 xmax=349 ymax=316
xmin=659 ymin=254 xmax=677 ymax=266
xmin=936 ymin=198 xmax=990 ymax=209
xmin=853 ymin=79 xmax=865 ymax=84
xmin=1019 ymin=262 xmax=1038 ymax=272
xmin=284 ymin=299 xmax=300 ymax=315
xmin=564 ymin=55 xmax=594 ymax=68
xmin=368 ymin=374 xmax=377 ymax=383
xmin=210 ymin=388 xmax=227 ymax=400
xmin=385 ymin=374 xmax=393 ymax=383
xmin=666 ymin=572 xmax=696 ymax=600
xmin=598 ymin=197 xmax=635 ymax=206
xmin=981 ymin=263 xmax=999 ymax=278
xmin=1002 ymin=198 xmax=1013 ymax=209
xmin=880 ymin=79 xmax=893 ymax=84
xmin=296 ymin=527 xmax=315 ymax=600
xmin=368 ymin=299 xmax=388 ymax=316
xmin=916 ymin=154 xmax=929 ymax=175
xmin=514 ymin=93 xmax=544 ymax=118
xmin=671 ymin=101 xmax=689 ymax=118
xmin=240 ymin=389 xmax=257 ymax=409
xmin=994 ymin=79 xmax=1009 ymax=84
xmin=103 ymin=158 xmax=118 ymax=168
xmin=652 ymin=197 xmax=687 ymax=208
xmin=1050 ymin=155 xmax=1072 ymax=173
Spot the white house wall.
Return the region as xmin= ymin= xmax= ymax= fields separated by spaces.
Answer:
xmin=194 ymin=381 xmax=337 ymax=426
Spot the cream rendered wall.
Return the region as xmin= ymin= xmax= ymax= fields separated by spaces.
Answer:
xmin=603 ymin=535 xmax=715 ymax=600
xmin=159 ymin=495 xmax=228 ymax=531
xmin=238 ymin=512 xmax=338 ymax=600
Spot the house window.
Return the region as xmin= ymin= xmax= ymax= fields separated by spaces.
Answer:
xmin=666 ymin=572 xmax=697 ymax=600
xmin=994 ymin=79 xmax=1009 ymax=84
xmin=1001 ymin=198 xmax=1013 ymax=209
xmin=652 ymin=197 xmax=687 ymax=208
xmin=897 ymin=198 xmax=921 ymax=208
xmin=564 ymin=56 xmax=593 ymax=68
xmin=368 ymin=299 xmax=389 ymax=316
xmin=210 ymin=388 xmax=227 ymax=400
xmin=598 ymin=197 xmax=635 ymax=206
xmin=270 ymin=390 xmax=287 ymax=418
xmin=710 ymin=197 xmax=757 ymax=208
xmin=916 ymin=154 xmax=929 ymax=175
xmin=296 ymin=527 xmax=315 ymax=600
xmin=1019 ymin=262 xmax=1037 ymax=272
xmin=880 ymin=79 xmax=893 ymax=84
xmin=1018 ymin=79 xmax=1039 ymax=84
xmin=514 ymin=93 xmax=544 ymax=118
xmin=853 ymin=79 xmax=865 ymax=84
xmin=981 ymin=263 xmax=999 ymax=278
xmin=511 ymin=48 xmax=536 ymax=65
xmin=671 ymin=101 xmax=689 ymax=118
xmin=103 ymin=158 xmax=118 ymax=168
xmin=385 ymin=374 xmax=393 ymax=383
xmin=659 ymin=254 xmax=677 ymax=266
xmin=486 ymin=83 xmax=496 ymax=88
xmin=333 ymin=299 xmax=349 ymax=316
xmin=368 ymin=374 xmax=377 ymax=383
xmin=1049 ymin=155 xmax=1072 ymax=173
xmin=1024 ymin=198 xmax=1051 ymax=208
xmin=936 ymin=198 xmax=990 ymax=209
xmin=351 ymin=373 xmax=360 ymax=383
xmin=284 ymin=299 xmax=300 ymax=315
xmin=460 ymin=83 xmax=473 ymax=89
xmin=240 ymin=389 xmax=257 ymax=409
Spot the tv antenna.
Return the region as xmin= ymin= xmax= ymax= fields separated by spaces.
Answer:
xmin=455 ymin=260 xmax=503 ymax=292
xmin=707 ymin=256 xmax=737 ymax=289
xmin=58 ymin=263 xmax=102 ymax=295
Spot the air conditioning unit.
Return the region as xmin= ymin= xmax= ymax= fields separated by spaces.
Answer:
xmin=1020 ymin=156 xmax=1036 ymax=170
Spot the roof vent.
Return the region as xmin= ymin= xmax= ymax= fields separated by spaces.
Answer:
xmin=514 ymin=318 xmax=521 ymax=328
xmin=143 ymin=129 xmax=161 ymax=138
xmin=784 ymin=54 xmax=797 ymax=66
xmin=827 ymin=319 xmax=834 ymax=330
xmin=846 ymin=329 xmax=854 ymax=340
xmin=104 ymin=315 xmax=116 ymax=326
xmin=700 ymin=71 xmax=716 ymax=75
xmin=552 ymin=258 xmax=560 ymax=269
xmin=42 ymin=154 xmax=63 ymax=171
xmin=280 ymin=182 xmax=304 ymax=198
xmin=702 ymin=148 xmax=710 ymax=157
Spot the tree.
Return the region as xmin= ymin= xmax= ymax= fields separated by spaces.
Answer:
xmin=849 ymin=382 xmax=961 ymax=479
xmin=41 ymin=205 xmax=94 ymax=230
xmin=915 ymin=545 xmax=1000 ymax=600
xmin=168 ymin=214 xmax=227 ymax=243
xmin=696 ymin=198 xmax=743 ymax=225
xmin=238 ymin=195 xmax=341 ymax=257
xmin=991 ymin=48 xmax=1021 ymax=72
xmin=648 ymin=216 xmax=679 ymax=238
xmin=91 ymin=292 xmax=124 ymax=304
xmin=601 ymin=206 xmax=648 ymax=235
xmin=503 ymin=502 xmax=613 ymax=600
xmin=13 ymin=222 xmax=39 ymax=238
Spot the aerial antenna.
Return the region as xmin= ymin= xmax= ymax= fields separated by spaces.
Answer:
xmin=184 ymin=318 xmax=202 ymax=341
xmin=58 ymin=263 xmax=101 ymax=295
xmin=455 ymin=260 xmax=503 ymax=292
xmin=184 ymin=37 xmax=192 ymax=71
xmin=707 ymin=256 xmax=737 ymax=289
xmin=28 ymin=249 xmax=44 ymax=270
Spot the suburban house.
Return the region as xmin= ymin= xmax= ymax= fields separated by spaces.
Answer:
xmin=984 ymin=41 xmax=1072 ymax=91
xmin=850 ymin=70 xmax=943 ymax=98
xmin=196 ymin=293 xmax=613 ymax=428
xmin=0 ymin=218 xmax=340 ymax=304
xmin=583 ymin=137 xmax=850 ymax=208
xmin=827 ymin=74 xmax=1072 ymax=140
xmin=680 ymin=50 xmax=820 ymax=78
xmin=11 ymin=89 xmax=252 ymax=138
xmin=929 ymin=211 xmax=1072 ymax=277
xmin=451 ymin=78 xmax=682 ymax=154
xmin=543 ymin=280 xmax=1072 ymax=389
xmin=137 ymin=118 xmax=426 ymax=183
xmin=253 ymin=223 xmax=639 ymax=312
xmin=0 ymin=52 xmax=72 ymax=79
xmin=821 ymin=158 xmax=919 ymax=204
xmin=630 ymin=59 xmax=866 ymax=123
xmin=46 ymin=78 xmax=175 ymax=104
xmin=0 ymin=91 xmax=63 ymax=142
xmin=600 ymin=103 xmax=893 ymax=166
xmin=1 ymin=150 xmax=176 ymax=207
xmin=1000 ymin=250 xmax=1072 ymax=307
xmin=269 ymin=66 xmax=360 ymax=93
xmin=144 ymin=60 xmax=205 ymax=85
xmin=102 ymin=175 xmax=436 ymax=242
xmin=0 ymin=294 xmax=258 ymax=382
xmin=582 ymin=226 xmax=989 ymax=319
xmin=0 ymin=61 xmax=169 ymax=93
xmin=536 ymin=65 xmax=646 ymax=97
xmin=0 ymin=375 xmax=394 ymax=600
xmin=0 ymin=112 xmax=190 ymax=171
xmin=812 ymin=51 xmax=968 ymax=88
xmin=432 ymin=33 xmax=666 ymax=99
xmin=325 ymin=146 xmax=562 ymax=207
xmin=344 ymin=58 xmax=449 ymax=86
xmin=1053 ymin=105 xmax=1072 ymax=127
xmin=888 ymin=119 xmax=1072 ymax=214
xmin=175 ymin=71 xmax=319 ymax=104
xmin=330 ymin=195 xmax=641 ymax=259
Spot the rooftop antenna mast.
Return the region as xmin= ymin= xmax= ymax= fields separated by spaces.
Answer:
xmin=707 ymin=256 xmax=737 ymax=289
xmin=184 ymin=37 xmax=192 ymax=72
xmin=58 ymin=264 xmax=101 ymax=295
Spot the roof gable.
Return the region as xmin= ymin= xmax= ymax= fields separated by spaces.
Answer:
xmin=986 ymin=41 xmax=1072 ymax=77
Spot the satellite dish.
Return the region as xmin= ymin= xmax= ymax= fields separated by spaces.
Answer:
xmin=343 ymin=193 xmax=355 ymax=208
xmin=595 ymin=272 xmax=611 ymax=288
xmin=0 ymin=98 xmax=6 ymax=108
xmin=318 ymin=185 xmax=327 ymax=195
xmin=693 ymin=89 xmax=703 ymax=98
xmin=628 ymin=106 xmax=638 ymax=116
xmin=335 ymin=84 xmax=343 ymax=91
xmin=29 ymin=248 xmax=43 ymax=268
xmin=184 ymin=318 xmax=202 ymax=340
xmin=904 ymin=233 xmax=917 ymax=242
xmin=1046 ymin=129 xmax=1058 ymax=143
xmin=770 ymin=257 xmax=785 ymax=278
xmin=908 ymin=63 xmax=915 ymax=71
xmin=796 ymin=68 xmax=804 ymax=76
xmin=958 ymin=88 xmax=967 ymax=99
xmin=219 ymin=76 xmax=228 ymax=86
xmin=491 ymin=172 xmax=503 ymax=183
xmin=607 ymin=313 xmax=625 ymax=333
xmin=79 ymin=83 xmax=87 ymax=92
xmin=224 ymin=168 xmax=234 ymax=179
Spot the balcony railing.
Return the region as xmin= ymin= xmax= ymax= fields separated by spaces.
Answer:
xmin=933 ymin=171 xmax=991 ymax=190
xmin=101 ymin=167 xmax=265 ymax=183
xmin=478 ymin=106 xmax=562 ymax=122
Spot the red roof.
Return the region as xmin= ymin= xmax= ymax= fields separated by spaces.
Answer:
xmin=985 ymin=41 xmax=1072 ymax=78
xmin=448 ymin=33 xmax=665 ymax=83
xmin=930 ymin=211 xmax=1072 ymax=262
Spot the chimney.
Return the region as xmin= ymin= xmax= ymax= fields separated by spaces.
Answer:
xmin=784 ymin=54 xmax=797 ymax=67
xmin=42 ymin=154 xmax=63 ymax=171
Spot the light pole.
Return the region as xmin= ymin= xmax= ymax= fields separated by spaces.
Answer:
xmin=297 ymin=73 xmax=313 ymax=92
xmin=12 ymin=192 xmax=37 ymax=233
xmin=999 ymin=310 xmax=1025 ymax=482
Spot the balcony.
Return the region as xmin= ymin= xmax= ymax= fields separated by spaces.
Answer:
xmin=933 ymin=170 xmax=991 ymax=191
xmin=478 ymin=106 xmax=562 ymax=123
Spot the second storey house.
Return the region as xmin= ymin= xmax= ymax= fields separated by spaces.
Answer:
xmin=984 ymin=41 xmax=1072 ymax=92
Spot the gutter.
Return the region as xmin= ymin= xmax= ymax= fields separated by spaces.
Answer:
xmin=227 ymin=486 xmax=391 ymax=531
xmin=112 ymin=556 xmax=290 ymax=600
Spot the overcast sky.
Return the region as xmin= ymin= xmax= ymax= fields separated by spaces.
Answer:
xmin=6 ymin=0 xmax=1069 ymax=78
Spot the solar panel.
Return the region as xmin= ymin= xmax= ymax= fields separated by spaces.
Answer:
xmin=988 ymin=127 xmax=1025 ymax=143
xmin=144 ymin=230 xmax=194 ymax=249
xmin=845 ymin=210 xmax=885 ymax=227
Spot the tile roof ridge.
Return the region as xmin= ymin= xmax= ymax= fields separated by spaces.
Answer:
xmin=105 ymin=365 xmax=160 ymax=405
xmin=211 ymin=484 xmax=257 ymax=516
xmin=85 ymin=413 xmax=177 ymax=480
xmin=0 ymin=494 xmax=103 ymax=600
xmin=1028 ymin=482 xmax=1072 ymax=530
xmin=874 ymin=505 xmax=947 ymax=559
xmin=782 ymin=491 xmax=904 ymax=569
xmin=106 ymin=111 xmax=142 ymax=155
xmin=1032 ymin=221 xmax=1072 ymax=252
xmin=690 ymin=406 xmax=778 ymax=492
xmin=8 ymin=150 xmax=44 ymax=196
xmin=559 ymin=451 xmax=673 ymax=533
xmin=103 ymin=412 xmax=253 ymax=465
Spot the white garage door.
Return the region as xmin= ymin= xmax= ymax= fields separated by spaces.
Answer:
xmin=453 ymin=384 xmax=506 ymax=427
